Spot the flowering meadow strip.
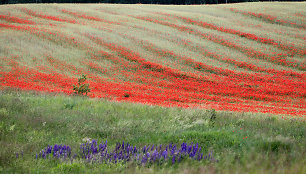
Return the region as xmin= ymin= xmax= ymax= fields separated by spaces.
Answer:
xmin=0 ymin=21 xmax=90 ymax=51
xmin=1 ymin=56 xmax=305 ymax=116
xmin=294 ymin=12 xmax=306 ymax=18
xmin=0 ymin=23 xmax=38 ymax=31
xmin=156 ymin=12 xmax=305 ymax=57
xmin=0 ymin=15 xmax=36 ymax=24
xmin=86 ymin=34 xmax=208 ymax=83
xmin=20 ymin=8 xmax=78 ymax=24
xmin=110 ymin=29 xmax=305 ymax=95
xmin=133 ymin=16 xmax=303 ymax=70
xmin=81 ymin=60 xmax=108 ymax=75
xmin=61 ymin=9 xmax=121 ymax=25
xmin=1 ymin=24 xmax=304 ymax=113
xmin=127 ymin=25 xmax=304 ymax=79
xmin=85 ymin=36 xmax=306 ymax=109
xmin=229 ymin=8 xmax=306 ymax=29
xmin=36 ymin=140 xmax=218 ymax=165
xmin=1 ymin=8 xmax=305 ymax=117
xmin=92 ymin=31 xmax=304 ymax=90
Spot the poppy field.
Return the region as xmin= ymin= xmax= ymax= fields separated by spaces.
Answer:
xmin=0 ymin=2 xmax=305 ymax=118
xmin=0 ymin=2 xmax=305 ymax=174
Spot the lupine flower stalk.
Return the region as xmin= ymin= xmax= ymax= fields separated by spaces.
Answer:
xmin=36 ymin=140 xmax=218 ymax=165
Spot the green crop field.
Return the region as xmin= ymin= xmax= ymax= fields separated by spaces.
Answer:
xmin=0 ymin=2 xmax=305 ymax=173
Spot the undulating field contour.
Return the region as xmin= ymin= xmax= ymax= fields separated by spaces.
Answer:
xmin=0 ymin=2 xmax=305 ymax=117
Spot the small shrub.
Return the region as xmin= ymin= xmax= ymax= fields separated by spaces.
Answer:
xmin=73 ymin=75 xmax=90 ymax=95
xmin=209 ymin=109 xmax=217 ymax=127
xmin=124 ymin=93 xmax=130 ymax=98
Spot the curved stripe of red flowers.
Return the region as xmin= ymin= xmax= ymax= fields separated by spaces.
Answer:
xmin=155 ymin=12 xmax=305 ymax=57
xmin=60 ymin=9 xmax=121 ymax=25
xmin=127 ymin=24 xmax=304 ymax=79
xmin=1 ymin=64 xmax=304 ymax=116
xmin=229 ymin=8 xmax=306 ymax=29
xmin=110 ymin=31 xmax=305 ymax=93
xmin=1 ymin=15 xmax=304 ymax=116
xmin=86 ymin=35 xmax=212 ymax=82
xmin=37 ymin=50 xmax=305 ymax=110
xmin=140 ymin=42 xmax=306 ymax=94
xmin=0 ymin=22 xmax=92 ymax=52
xmin=1 ymin=22 xmax=304 ymax=106
xmin=3 ymin=14 xmax=299 ymax=84
xmin=0 ymin=15 xmax=36 ymax=25
xmin=46 ymin=54 xmax=306 ymax=109
xmin=85 ymin=35 xmax=305 ymax=105
xmin=133 ymin=16 xmax=303 ymax=70
xmin=124 ymin=32 xmax=305 ymax=81
xmin=0 ymin=23 xmax=39 ymax=31
xmin=0 ymin=58 xmax=305 ymax=116
xmin=20 ymin=8 xmax=78 ymax=24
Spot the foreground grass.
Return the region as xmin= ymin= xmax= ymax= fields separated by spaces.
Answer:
xmin=0 ymin=90 xmax=305 ymax=174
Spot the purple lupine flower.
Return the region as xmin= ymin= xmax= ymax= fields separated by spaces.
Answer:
xmin=162 ymin=150 xmax=168 ymax=159
xmin=169 ymin=143 xmax=172 ymax=150
xmin=187 ymin=145 xmax=192 ymax=153
xmin=146 ymin=145 xmax=150 ymax=152
xmin=36 ymin=141 xmax=216 ymax=165
xmin=133 ymin=146 xmax=137 ymax=153
xmin=172 ymin=155 xmax=175 ymax=164
xmin=141 ymin=155 xmax=147 ymax=164
xmin=152 ymin=149 xmax=158 ymax=162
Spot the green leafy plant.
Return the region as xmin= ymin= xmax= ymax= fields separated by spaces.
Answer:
xmin=73 ymin=75 xmax=91 ymax=95
xmin=209 ymin=109 xmax=217 ymax=127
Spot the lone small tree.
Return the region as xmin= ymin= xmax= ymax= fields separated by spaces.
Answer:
xmin=73 ymin=74 xmax=91 ymax=95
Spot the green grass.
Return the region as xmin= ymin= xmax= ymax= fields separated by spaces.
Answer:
xmin=0 ymin=89 xmax=305 ymax=173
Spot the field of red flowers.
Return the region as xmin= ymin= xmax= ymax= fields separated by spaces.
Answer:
xmin=0 ymin=3 xmax=305 ymax=117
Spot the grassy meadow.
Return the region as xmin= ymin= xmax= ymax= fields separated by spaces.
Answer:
xmin=0 ymin=2 xmax=305 ymax=173
xmin=0 ymin=89 xmax=305 ymax=173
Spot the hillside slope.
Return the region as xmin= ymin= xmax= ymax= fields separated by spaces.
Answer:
xmin=0 ymin=2 xmax=305 ymax=116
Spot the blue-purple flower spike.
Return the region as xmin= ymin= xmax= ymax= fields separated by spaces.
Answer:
xmin=36 ymin=140 xmax=218 ymax=165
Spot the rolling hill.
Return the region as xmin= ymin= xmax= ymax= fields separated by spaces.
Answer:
xmin=0 ymin=3 xmax=305 ymax=117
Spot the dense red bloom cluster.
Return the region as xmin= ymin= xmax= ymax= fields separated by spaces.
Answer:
xmin=0 ymin=15 xmax=36 ymax=24
xmin=0 ymin=8 xmax=305 ymax=118
xmin=1 ymin=57 xmax=305 ymax=117
xmin=229 ymin=8 xmax=306 ymax=29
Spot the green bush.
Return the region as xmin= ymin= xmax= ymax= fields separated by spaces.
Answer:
xmin=73 ymin=75 xmax=91 ymax=96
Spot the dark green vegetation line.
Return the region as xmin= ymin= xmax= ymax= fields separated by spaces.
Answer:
xmin=0 ymin=89 xmax=305 ymax=173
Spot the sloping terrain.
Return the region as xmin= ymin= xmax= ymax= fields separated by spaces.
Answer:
xmin=0 ymin=2 xmax=305 ymax=117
